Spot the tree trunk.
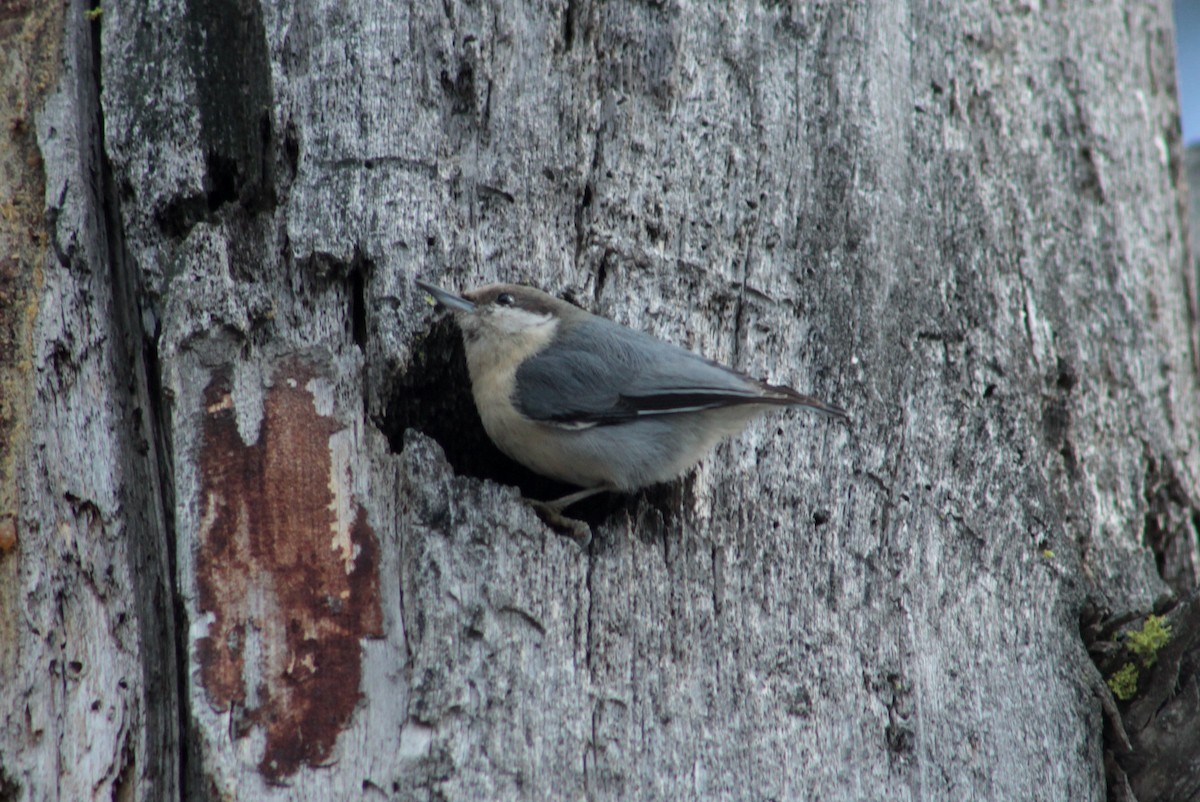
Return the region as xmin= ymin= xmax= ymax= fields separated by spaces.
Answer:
xmin=2 ymin=1 xmax=1197 ymax=800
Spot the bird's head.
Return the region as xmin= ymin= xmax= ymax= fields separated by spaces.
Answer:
xmin=416 ymin=280 xmax=575 ymax=362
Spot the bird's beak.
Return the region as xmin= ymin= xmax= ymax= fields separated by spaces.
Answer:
xmin=416 ymin=279 xmax=476 ymax=313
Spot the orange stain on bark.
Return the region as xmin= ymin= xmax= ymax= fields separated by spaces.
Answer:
xmin=195 ymin=359 xmax=382 ymax=780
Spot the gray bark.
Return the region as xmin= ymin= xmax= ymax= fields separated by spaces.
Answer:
xmin=1 ymin=1 xmax=1197 ymax=801
xmin=1 ymin=4 xmax=179 ymax=800
xmin=1091 ymin=144 xmax=1200 ymax=802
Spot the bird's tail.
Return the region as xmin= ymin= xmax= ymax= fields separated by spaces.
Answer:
xmin=758 ymin=381 xmax=851 ymax=422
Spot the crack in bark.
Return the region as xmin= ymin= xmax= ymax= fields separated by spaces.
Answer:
xmin=731 ymin=37 xmax=767 ymax=373
xmin=580 ymin=126 xmax=602 ymax=300
xmin=85 ymin=6 xmax=183 ymax=797
xmin=582 ymin=506 xmax=598 ymax=794
xmin=576 ymin=4 xmax=603 ymax=299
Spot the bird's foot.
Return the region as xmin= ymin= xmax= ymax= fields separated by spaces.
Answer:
xmin=527 ymin=499 xmax=592 ymax=547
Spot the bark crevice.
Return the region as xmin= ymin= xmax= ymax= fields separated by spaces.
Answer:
xmin=87 ymin=8 xmax=184 ymax=798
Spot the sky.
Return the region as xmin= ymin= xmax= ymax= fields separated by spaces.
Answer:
xmin=1179 ymin=1 xmax=1199 ymax=145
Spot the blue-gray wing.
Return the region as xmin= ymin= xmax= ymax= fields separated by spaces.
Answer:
xmin=513 ymin=317 xmax=777 ymax=427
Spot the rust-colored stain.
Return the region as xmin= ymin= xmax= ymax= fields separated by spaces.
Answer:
xmin=2 ymin=0 xmax=61 ymax=610
xmin=195 ymin=359 xmax=383 ymax=781
xmin=0 ymin=516 xmax=15 ymax=553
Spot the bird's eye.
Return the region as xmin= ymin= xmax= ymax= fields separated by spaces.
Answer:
xmin=496 ymin=293 xmax=515 ymax=307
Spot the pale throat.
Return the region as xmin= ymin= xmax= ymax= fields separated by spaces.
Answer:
xmin=463 ymin=310 xmax=558 ymax=416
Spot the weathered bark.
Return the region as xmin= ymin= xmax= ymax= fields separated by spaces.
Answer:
xmin=1 ymin=1 xmax=1197 ymax=801
xmin=1087 ymin=144 xmax=1200 ymax=802
xmin=1 ymin=3 xmax=180 ymax=801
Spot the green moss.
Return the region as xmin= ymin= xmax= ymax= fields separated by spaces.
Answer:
xmin=1105 ymin=616 xmax=1173 ymax=702
xmin=1107 ymin=663 xmax=1139 ymax=701
xmin=1126 ymin=615 xmax=1172 ymax=667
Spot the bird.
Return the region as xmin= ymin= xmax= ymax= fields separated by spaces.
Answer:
xmin=416 ymin=279 xmax=848 ymax=518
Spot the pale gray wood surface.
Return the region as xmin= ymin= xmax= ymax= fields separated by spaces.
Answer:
xmin=2 ymin=1 xmax=1197 ymax=800
xmin=1 ymin=4 xmax=179 ymax=800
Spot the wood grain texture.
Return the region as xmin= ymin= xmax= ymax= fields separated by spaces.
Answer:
xmin=1 ymin=4 xmax=179 ymax=801
xmin=2 ymin=1 xmax=1196 ymax=800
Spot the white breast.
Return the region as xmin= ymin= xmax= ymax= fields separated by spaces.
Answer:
xmin=463 ymin=313 xmax=579 ymax=479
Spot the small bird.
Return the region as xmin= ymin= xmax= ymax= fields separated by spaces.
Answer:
xmin=416 ymin=279 xmax=848 ymax=515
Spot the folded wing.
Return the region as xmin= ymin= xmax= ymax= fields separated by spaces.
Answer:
xmin=514 ymin=317 xmax=846 ymax=427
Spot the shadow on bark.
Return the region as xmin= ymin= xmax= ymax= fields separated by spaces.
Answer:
xmin=1084 ymin=592 xmax=1200 ymax=802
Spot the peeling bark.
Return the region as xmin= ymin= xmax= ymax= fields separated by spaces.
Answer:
xmin=194 ymin=357 xmax=383 ymax=781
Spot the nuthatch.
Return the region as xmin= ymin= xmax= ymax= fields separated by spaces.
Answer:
xmin=416 ymin=279 xmax=848 ymax=513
